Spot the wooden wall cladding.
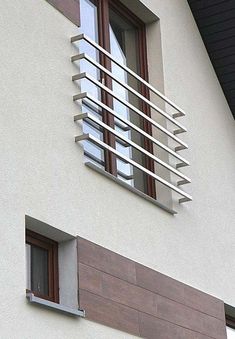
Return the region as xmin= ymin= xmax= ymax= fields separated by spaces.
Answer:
xmin=77 ymin=237 xmax=226 ymax=339
xmin=46 ymin=0 xmax=80 ymax=26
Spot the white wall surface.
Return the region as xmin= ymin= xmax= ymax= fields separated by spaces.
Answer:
xmin=0 ymin=0 xmax=234 ymax=338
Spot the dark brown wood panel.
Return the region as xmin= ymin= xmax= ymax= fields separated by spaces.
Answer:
xmin=136 ymin=263 xmax=225 ymax=320
xmin=77 ymin=237 xmax=226 ymax=338
xmin=77 ymin=237 xmax=137 ymax=284
xmin=79 ymin=290 xmax=140 ymax=337
xmin=46 ymin=0 xmax=80 ymax=26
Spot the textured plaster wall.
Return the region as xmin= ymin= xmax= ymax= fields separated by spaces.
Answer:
xmin=0 ymin=0 xmax=234 ymax=338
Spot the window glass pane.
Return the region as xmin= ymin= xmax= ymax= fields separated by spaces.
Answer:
xmin=31 ymin=245 xmax=49 ymax=296
xmin=79 ymin=0 xmax=99 ymax=93
xmin=79 ymin=0 xmax=104 ymax=167
xmin=25 ymin=244 xmax=31 ymax=290
xmin=227 ymin=327 xmax=235 ymax=338
xmin=109 ymin=9 xmax=145 ymax=192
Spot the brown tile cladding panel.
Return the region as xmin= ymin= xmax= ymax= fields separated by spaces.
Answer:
xmin=79 ymin=290 xmax=140 ymax=337
xmin=102 ymin=274 xmax=157 ymax=316
xmin=79 ymin=263 xmax=226 ymax=339
xmin=77 ymin=237 xmax=137 ymax=284
xmin=139 ymin=313 xmax=214 ymax=339
xmin=77 ymin=237 xmax=226 ymax=338
xmin=79 ymin=263 xmax=157 ymax=316
xmin=79 ymin=263 xmax=103 ymax=296
xmin=156 ymin=294 xmax=225 ymax=339
xmin=46 ymin=0 xmax=80 ymax=26
xmin=136 ymin=263 xmax=225 ymax=321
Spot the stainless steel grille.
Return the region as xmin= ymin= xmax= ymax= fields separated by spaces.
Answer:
xmin=71 ymin=34 xmax=192 ymax=206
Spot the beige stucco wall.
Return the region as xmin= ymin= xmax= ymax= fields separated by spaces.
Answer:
xmin=0 ymin=0 xmax=234 ymax=338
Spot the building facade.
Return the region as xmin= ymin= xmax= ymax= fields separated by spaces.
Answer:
xmin=0 ymin=0 xmax=235 ymax=338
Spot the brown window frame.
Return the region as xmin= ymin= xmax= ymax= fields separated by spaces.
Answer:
xmin=26 ymin=229 xmax=59 ymax=303
xmin=81 ymin=0 xmax=156 ymax=199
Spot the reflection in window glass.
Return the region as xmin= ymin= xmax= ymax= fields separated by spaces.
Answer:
xmin=25 ymin=244 xmax=31 ymax=290
xmin=30 ymin=244 xmax=49 ymax=296
xmin=227 ymin=327 xmax=235 ymax=338
xmin=109 ymin=8 xmax=145 ymax=192
xmin=79 ymin=0 xmax=104 ymax=167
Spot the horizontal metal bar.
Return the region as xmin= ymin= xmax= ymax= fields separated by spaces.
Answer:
xmin=76 ymin=112 xmax=191 ymax=184
xmin=72 ymin=53 xmax=187 ymax=132
xmin=173 ymin=112 xmax=183 ymax=118
xmin=74 ymin=112 xmax=87 ymax=121
xmin=75 ymin=72 xmax=188 ymax=149
xmin=26 ymin=293 xmax=85 ymax=317
xmin=176 ymin=162 xmax=187 ymax=169
xmin=177 ymin=179 xmax=189 ymax=186
xmin=75 ymin=114 xmax=129 ymax=147
xmin=71 ymin=34 xmax=186 ymax=117
xmin=76 ymin=133 xmax=192 ymax=202
xmin=75 ymin=133 xmax=128 ymax=164
xmin=115 ymin=120 xmax=130 ymax=132
xmin=73 ymin=92 xmax=189 ymax=167
xmin=75 ymin=113 xmax=104 ymax=132
xmin=84 ymin=150 xmax=104 ymax=166
xmin=80 ymin=98 xmax=130 ymax=131
xmin=84 ymin=150 xmax=132 ymax=179
xmin=82 ymin=97 xmax=130 ymax=131
xmin=75 ymin=133 xmax=89 ymax=142
xmin=117 ymin=172 xmax=134 ymax=180
xmin=175 ymin=145 xmax=186 ymax=152
xmin=116 ymin=137 xmax=129 ymax=147
xmin=174 ymin=128 xmax=185 ymax=135
xmin=179 ymin=197 xmax=190 ymax=204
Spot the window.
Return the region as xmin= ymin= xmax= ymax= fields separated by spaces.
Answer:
xmin=72 ymin=0 xmax=192 ymax=210
xmin=78 ymin=0 xmax=156 ymax=198
xmin=26 ymin=230 xmax=59 ymax=303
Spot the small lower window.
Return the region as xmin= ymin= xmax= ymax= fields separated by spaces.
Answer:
xmin=26 ymin=230 xmax=59 ymax=303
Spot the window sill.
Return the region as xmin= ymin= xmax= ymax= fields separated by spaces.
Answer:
xmin=26 ymin=293 xmax=85 ymax=317
xmin=85 ymin=161 xmax=177 ymax=215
